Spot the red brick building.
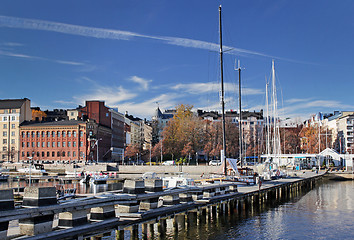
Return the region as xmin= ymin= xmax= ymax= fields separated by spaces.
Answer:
xmin=19 ymin=120 xmax=111 ymax=162
xmin=79 ymin=101 xmax=111 ymax=128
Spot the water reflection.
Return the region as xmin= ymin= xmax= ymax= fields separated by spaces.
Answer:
xmin=109 ymin=180 xmax=354 ymax=240
xmin=0 ymin=179 xmax=123 ymax=195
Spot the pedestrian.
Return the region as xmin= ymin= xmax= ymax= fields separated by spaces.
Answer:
xmin=259 ymin=177 xmax=262 ymax=191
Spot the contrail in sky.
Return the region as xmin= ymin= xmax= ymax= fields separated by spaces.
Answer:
xmin=0 ymin=15 xmax=277 ymax=59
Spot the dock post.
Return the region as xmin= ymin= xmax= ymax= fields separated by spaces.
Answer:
xmin=119 ymin=180 xmax=144 ymax=213
xmin=90 ymin=205 xmax=116 ymax=221
xmin=19 ymin=187 xmax=56 ymax=236
xmin=116 ymin=228 xmax=125 ymax=240
xmin=58 ymin=209 xmax=88 ymax=228
xmin=162 ymin=194 xmax=180 ymax=206
xmin=0 ymin=189 xmax=14 ymax=239
xmin=141 ymin=179 xmax=162 ymax=211
xmin=130 ymin=225 xmax=139 ymax=240
xmin=142 ymin=224 xmax=148 ymax=239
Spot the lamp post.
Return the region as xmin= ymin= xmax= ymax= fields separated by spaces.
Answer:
xmin=95 ymin=138 xmax=102 ymax=163
xmin=28 ymin=156 xmax=33 ymax=187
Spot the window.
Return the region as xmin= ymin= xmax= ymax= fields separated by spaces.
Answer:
xmin=32 ymin=132 xmax=35 ymax=138
xmin=57 ymin=151 xmax=60 ymax=157
xmin=42 ymin=142 xmax=45 ymax=147
xmin=67 ymin=151 xmax=71 ymax=157
xmin=80 ymin=141 xmax=83 ymax=147
xmin=2 ymin=147 xmax=6 ymax=151
xmin=32 ymin=142 xmax=35 ymax=147
xmin=11 ymin=139 xmax=15 ymax=144
xmin=57 ymin=142 xmax=61 ymax=147
xmin=3 ymin=117 xmax=7 ymax=121
xmin=27 ymin=142 xmax=29 ymax=147
xmin=3 ymin=132 xmax=7 ymax=137
xmin=22 ymin=142 xmax=25 ymax=147
xmin=62 ymin=131 xmax=66 ymax=137
xmin=3 ymin=139 xmax=7 ymax=144
xmin=73 ymin=131 xmax=77 ymax=137
xmin=3 ymin=124 xmax=7 ymax=129
xmin=68 ymin=141 xmax=71 ymax=147
xmin=73 ymin=141 xmax=76 ymax=147
xmin=52 ymin=152 xmax=55 ymax=157
xmin=47 ymin=131 xmax=50 ymax=137
xmin=11 ymin=116 xmax=15 ymax=121
xmin=52 ymin=142 xmax=55 ymax=147
xmin=27 ymin=132 xmax=30 ymax=138
xmin=68 ymin=131 xmax=71 ymax=137
xmin=73 ymin=151 xmax=76 ymax=157
xmin=57 ymin=131 xmax=61 ymax=137
xmin=52 ymin=131 xmax=55 ymax=137
xmin=80 ymin=151 xmax=84 ymax=157
xmin=26 ymin=152 xmax=29 ymax=157
xmin=80 ymin=131 xmax=83 ymax=137
xmin=63 ymin=142 xmax=66 ymax=147
xmin=22 ymin=132 xmax=25 ymax=138
xmin=42 ymin=152 xmax=44 ymax=157
xmin=2 ymin=155 xmax=5 ymax=160
xmin=62 ymin=152 xmax=65 ymax=157
xmin=22 ymin=152 xmax=25 ymax=157
xmin=89 ymin=131 xmax=93 ymax=136
xmin=42 ymin=132 xmax=45 ymax=138
xmin=11 ymin=131 xmax=15 ymax=136
xmin=37 ymin=132 xmax=40 ymax=137
xmin=11 ymin=124 xmax=15 ymax=129
xmin=47 ymin=152 xmax=50 ymax=157
xmin=11 ymin=109 xmax=16 ymax=113
xmin=37 ymin=142 xmax=40 ymax=147
xmin=47 ymin=142 xmax=50 ymax=148
xmin=4 ymin=110 xmax=8 ymax=114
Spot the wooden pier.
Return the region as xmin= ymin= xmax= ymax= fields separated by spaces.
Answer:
xmin=0 ymin=171 xmax=325 ymax=240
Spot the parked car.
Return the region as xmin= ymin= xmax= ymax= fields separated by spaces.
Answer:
xmin=162 ymin=160 xmax=175 ymax=166
xmin=209 ymin=160 xmax=222 ymax=166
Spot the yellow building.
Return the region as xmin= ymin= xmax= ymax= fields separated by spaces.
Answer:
xmin=0 ymin=98 xmax=31 ymax=162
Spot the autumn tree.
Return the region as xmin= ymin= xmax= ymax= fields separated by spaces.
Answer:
xmin=299 ymin=125 xmax=327 ymax=154
xmin=125 ymin=144 xmax=140 ymax=160
xmin=161 ymin=104 xmax=205 ymax=160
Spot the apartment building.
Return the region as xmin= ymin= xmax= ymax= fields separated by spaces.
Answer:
xmin=19 ymin=119 xmax=112 ymax=162
xmin=0 ymin=98 xmax=31 ymax=162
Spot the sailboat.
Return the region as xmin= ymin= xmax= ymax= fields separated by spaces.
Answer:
xmin=258 ymin=60 xmax=287 ymax=180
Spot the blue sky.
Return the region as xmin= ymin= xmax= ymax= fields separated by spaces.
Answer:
xmin=1 ymin=0 xmax=353 ymax=120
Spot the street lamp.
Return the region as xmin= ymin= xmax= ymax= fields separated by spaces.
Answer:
xmin=28 ymin=156 xmax=33 ymax=187
xmin=95 ymin=138 xmax=102 ymax=163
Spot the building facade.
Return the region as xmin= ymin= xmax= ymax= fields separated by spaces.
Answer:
xmin=19 ymin=120 xmax=88 ymax=162
xmin=0 ymin=98 xmax=31 ymax=162
xmin=19 ymin=120 xmax=112 ymax=163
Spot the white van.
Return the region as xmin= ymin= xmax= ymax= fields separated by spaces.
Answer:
xmin=162 ymin=160 xmax=174 ymax=166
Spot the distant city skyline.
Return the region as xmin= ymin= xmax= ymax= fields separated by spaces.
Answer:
xmin=1 ymin=1 xmax=353 ymax=120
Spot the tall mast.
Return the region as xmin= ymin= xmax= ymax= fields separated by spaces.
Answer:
xmin=266 ymin=80 xmax=270 ymax=157
xmin=236 ymin=60 xmax=243 ymax=167
xmin=272 ymin=60 xmax=281 ymax=159
xmin=219 ymin=5 xmax=227 ymax=176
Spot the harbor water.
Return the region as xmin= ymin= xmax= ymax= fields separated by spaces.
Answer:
xmin=114 ymin=179 xmax=353 ymax=240
xmin=168 ymin=179 xmax=354 ymax=240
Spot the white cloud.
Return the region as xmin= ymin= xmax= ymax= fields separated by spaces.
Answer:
xmin=74 ymin=85 xmax=137 ymax=107
xmin=112 ymin=93 xmax=180 ymax=118
xmin=171 ymin=82 xmax=263 ymax=95
xmin=129 ymin=76 xmax=152 ymax=91
xmin=0 ymin=15 xmax=280 ymax=60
